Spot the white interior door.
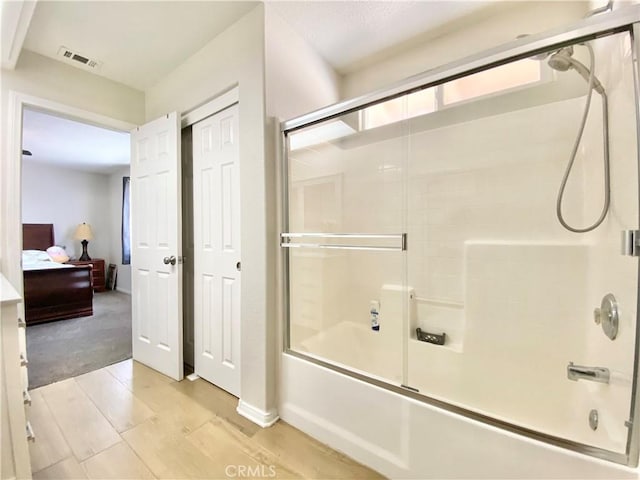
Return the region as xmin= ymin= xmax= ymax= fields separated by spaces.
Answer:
xmin=130 ymin=112 xmax=183 ymax=381
xmin=193 ymin=103 xmax=241 ymax=396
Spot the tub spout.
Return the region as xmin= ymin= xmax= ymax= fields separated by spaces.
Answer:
xmin=567 ymin=362 xmax=610 ymax=384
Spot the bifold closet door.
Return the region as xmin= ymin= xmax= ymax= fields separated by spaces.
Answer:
xmin=192 ymin=103 xmax=241 ymax=396
xmin=130 ymin=112 xmax=183 ymax=381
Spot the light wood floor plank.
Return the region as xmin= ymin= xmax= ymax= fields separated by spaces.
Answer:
xmin=29 ymin=361 xmax=385 ymax=480
xmin=82 ymin=441 xmax=155 ymax=479
xmin=76 ymin=368 xmax=155 ymax=433
xmin=39 ymin=379 xmax=121 ymax=461
xmin=27 ymin=389 xmax=73 ymax=473
xmin=122 ymin=416 xmax=231 ymax=479
xmin=187 ymin=418 xmax=301 ymax=479
xmin=253 ymin=421 xmax=384 ymax=479
xmin=170 ymin=378 xmax=260 ymax=437
xmin=107 ymin=360 xmax=193 ymax=414
xmin=106 ymin=359 xmax=173 ymax=390
xmin=33 ymin=456 xmax=87 ymax=480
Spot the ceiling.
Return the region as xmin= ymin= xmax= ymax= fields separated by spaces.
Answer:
xmin=16 ymin=1 xmax=495 ymax=173
xmin=22 ymin=108 xmax=130 ymax=175
xmin=20 ymin=1 xmax=494 ymax=91
xmin=269 ymin=1 xmax=492 ymax=73
xmin=22 ymin=1 xmax=258 ymax=91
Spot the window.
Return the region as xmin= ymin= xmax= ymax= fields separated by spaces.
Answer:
xmin=363 ymin=88 xmax=436 ymax=129
xmin=122 ymin=176 xmax=131 ymax=265
xmin=442 ymin=59 xmax=541 ymax=105
xmin=362 ymin=59 xmax=541 ymax=129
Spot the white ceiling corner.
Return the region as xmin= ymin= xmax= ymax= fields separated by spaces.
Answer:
xmin=19 ymin=1 xmax=496 ymax=90
xmin=268 ymin=1 xmax=494 ymax=73
xmin=22 ymin=1 xmax=258 ymax=91
xmin=1 ymin=0 xmax=37 ymax=69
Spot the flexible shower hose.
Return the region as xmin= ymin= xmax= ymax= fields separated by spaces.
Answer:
xmin=556 ymin=43 xmax=610 ymax=233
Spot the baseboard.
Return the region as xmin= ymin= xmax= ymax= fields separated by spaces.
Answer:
xmin=115 ymin=287 xmax=131 ymax=295
xmin=237 ymin=399 xmax=279 ymax=428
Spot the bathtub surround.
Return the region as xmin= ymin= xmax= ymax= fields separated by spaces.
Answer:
xmin=279 ymin=10 xmax=640 ymax=478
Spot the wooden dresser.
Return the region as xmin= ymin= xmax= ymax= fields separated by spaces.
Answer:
xmin=67 ymin=258 xmax=106 ymax=292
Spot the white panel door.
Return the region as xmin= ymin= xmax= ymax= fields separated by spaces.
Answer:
xmin=131 ymin=112 xmax=183 ymax=381
xmin=193 ymin=104 xmax=241 ymax=396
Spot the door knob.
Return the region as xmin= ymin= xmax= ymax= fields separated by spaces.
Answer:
xmin=163 ymin=256 xmax=177 ymax=266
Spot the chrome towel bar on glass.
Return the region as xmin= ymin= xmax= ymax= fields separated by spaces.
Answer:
xmin=280 ymin=233 xmax=407 ymax=251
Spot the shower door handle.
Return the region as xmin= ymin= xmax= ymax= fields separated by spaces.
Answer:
xmin=567 ymin=362 xmax=610 ymax=384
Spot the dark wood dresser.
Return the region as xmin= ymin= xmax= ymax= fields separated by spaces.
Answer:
xmin=67 ymin=258 xmax=106 ymax=292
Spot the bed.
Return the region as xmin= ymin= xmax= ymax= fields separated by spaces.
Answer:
xmin=22 ymin=223 xmax=93 ymax=325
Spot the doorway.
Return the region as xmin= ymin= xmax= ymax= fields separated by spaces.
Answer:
xmin=10 ymin=96 xmax=135 ymax=389
xmin=9 ymin=90 xmax=242 ymax=397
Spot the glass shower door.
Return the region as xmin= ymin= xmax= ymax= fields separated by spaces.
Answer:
xmin=282 ymin=17 xmax=640 ymax=465
xmin=284 ymin=114 xmax=408 ymax=385
xmin=404 ymin=31 xmax=638 ymax=454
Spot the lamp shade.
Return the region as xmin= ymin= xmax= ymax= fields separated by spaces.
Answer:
xmin=74 ymin=223 xmax=94 ymax=241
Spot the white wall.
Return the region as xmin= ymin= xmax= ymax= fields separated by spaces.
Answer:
xmin=108 ymin=167 xmax=131 ymax=294
xmin=264 ymin=4 xmax=342 ymax=429
xmin=340 ymin=1 xmax=589 ymax=99
xmin=1 ymin=49 xmax=144 ymax=289
xmin=145 ymin=5 xmax=275 ymax=420
xmin=21 ymin=161 xmax=110 ymax=262
xmin=265 ymin=5 xmax=341 ymax=121
xmin=2 ymin=50 xmax=144 ymax=124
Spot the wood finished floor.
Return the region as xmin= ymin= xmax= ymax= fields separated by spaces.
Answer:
xmin=28 ymin=359 xmax=383 ymax=480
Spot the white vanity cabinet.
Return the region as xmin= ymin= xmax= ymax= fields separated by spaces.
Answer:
xmin=1 ymin=274 xmax=32 ymax=479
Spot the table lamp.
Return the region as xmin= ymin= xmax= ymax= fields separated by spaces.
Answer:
xmin=74 ymin=223 xmax=94 ymax=261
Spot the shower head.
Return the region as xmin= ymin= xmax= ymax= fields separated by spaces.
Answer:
xmin=547 ymin=47 xmax=605 ymax=95
xmin=547 ymin=47 xmax=574 ymax=71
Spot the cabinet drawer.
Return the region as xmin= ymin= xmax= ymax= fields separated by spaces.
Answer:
xmin=67 ymin=259 xmax=106 ymax=292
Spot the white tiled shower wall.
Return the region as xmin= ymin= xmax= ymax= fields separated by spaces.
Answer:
xmin=287 ymin=31 xmax=638 ymax=453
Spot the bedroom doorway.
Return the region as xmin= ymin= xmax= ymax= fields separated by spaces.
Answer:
xmin=9 ymin=90 xmax=242 ymax=398
xmin=20 ymin=106 xmax=133 ymax=388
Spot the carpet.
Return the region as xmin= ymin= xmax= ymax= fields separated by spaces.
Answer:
xmin=26 ymin=290 xmax=132 ymax=389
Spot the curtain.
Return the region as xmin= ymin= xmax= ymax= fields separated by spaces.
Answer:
xmin=122 ymin=176 xmax=131 ymax=264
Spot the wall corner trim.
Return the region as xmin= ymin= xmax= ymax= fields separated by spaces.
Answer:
xmin=237 ymin=399 xmax=279 ymax=428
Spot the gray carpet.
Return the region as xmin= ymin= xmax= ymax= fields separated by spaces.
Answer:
xmin=26 ymin=291 xmax=132 ymax=388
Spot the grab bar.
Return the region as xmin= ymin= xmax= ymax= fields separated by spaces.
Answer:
xmin=567 ymin=362 xmax=610 ymax=384
xmin=282 ymin=233 xmax=404 ymax=239
xmin=280 ymin=233 xmax=406 ymax=251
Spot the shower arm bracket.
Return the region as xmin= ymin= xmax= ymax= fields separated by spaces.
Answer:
xmin=621 ymin=230 xmax=640 ymax=256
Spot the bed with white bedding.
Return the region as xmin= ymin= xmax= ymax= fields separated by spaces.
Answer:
xmin=22 ymin=224 xmax=93 ymax=325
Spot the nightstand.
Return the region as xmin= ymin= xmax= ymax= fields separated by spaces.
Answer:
xmin=67 ymin=258 xmax=106 ymax=292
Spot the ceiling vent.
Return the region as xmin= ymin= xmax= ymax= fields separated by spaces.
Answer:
xmin=56 ymin=46 xmax=102 ymax=72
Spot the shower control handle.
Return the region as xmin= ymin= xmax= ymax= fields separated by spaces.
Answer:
xmin=594 ymin=294 xmax=618 ymax=341
xmin=567 ymin=362 xmax=610 ymax=384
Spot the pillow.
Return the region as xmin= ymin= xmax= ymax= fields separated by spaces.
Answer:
xmin=46 ymin=245 xmax=70 ymax=264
